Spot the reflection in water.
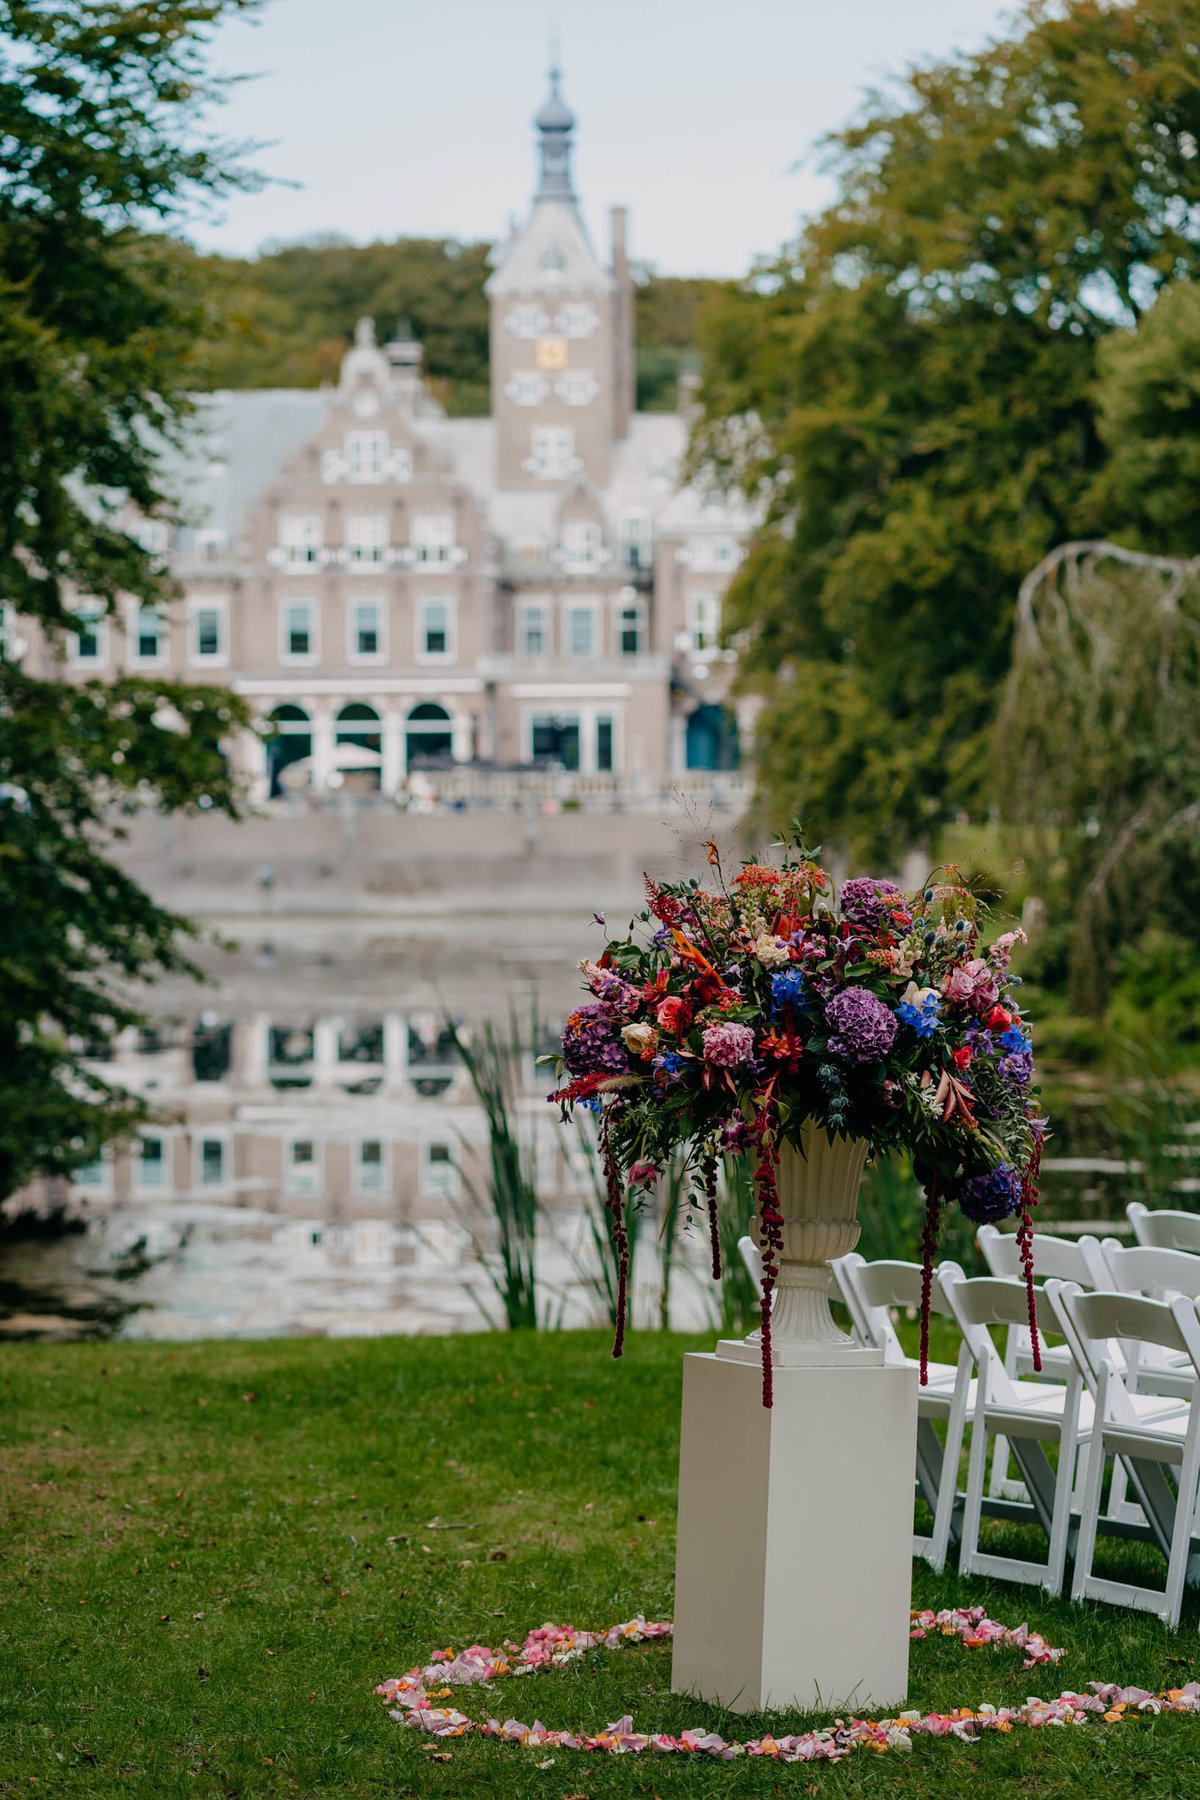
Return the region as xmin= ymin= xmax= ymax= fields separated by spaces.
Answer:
xmin=2 ymin=811 xmax=735 ymax=1341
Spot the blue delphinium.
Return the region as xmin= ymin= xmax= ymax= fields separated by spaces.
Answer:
xmin=999 ymin=1025 xmax=1029 ymax=1053
xmin=896 ymin=991 xmax=940 ymax=1039
xmin=770 ymin=967 xmax=806 ymax=1013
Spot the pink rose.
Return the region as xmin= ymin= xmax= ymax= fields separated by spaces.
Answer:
xmin=942 ymin=957 xmax=1000 ymax=1013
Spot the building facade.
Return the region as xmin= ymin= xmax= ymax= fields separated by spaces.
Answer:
xmin=17 ymin=67 xmax=754 ymax=804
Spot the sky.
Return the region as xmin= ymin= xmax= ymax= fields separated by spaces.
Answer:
xmin=195 ymin=0 xmax=1018 ymax=278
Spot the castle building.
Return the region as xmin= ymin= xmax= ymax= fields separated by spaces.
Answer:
xmin=30 ymin=68 xmax=755 ymax=803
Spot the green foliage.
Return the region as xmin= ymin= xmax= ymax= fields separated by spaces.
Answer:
xmin=1000 ymin=541 xmax=1200 ymax=1012
xmin=0 ymin=672 xmax=251 ymax=1200
xmin=1107 ymin=929 xmax=1200 ymax=1049
xmin=0 ymin=1 xmax=258 ymax=1199
xmin=452 ymin=1016 xmax=542 ymax=1330
xmin=1095 ymin=280 xmax=1200 ymax=554
xmin=188 ymin=238 xmax=727 ymax=415
xmin=193 ymin=235 xmax=493 ymax=413
xmin=693 ymin=0 xmax=1200 ymax=864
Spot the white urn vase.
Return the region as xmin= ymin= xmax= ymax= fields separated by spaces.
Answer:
xmin=716 ymin=1120 xmax=882 ymax=1368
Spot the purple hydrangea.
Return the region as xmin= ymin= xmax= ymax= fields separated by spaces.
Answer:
xmin=840 ymin=877 xmax=904 ymax=934
xmin=562 ymin=1002 xmax=627 ymax=1076
xmin=999 ymin=1046 xmax=1034 ymax=1088
xmin=824 ymin=986 xmax=898 ymax=1064
xmin=959 ymin=1164 xmax=1023 ymax=1224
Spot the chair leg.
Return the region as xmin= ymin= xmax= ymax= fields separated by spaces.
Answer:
xmin=1071 ymin=1427 xmax=1107 ymax=1604
xmin=1045 ymin=1427 xmax=1079 ymax=1597
xmin=989 ymin=1432 xmax=1012 ymax=1498
xmin=930 ymin=1407 xmax=968 ymax=1574
xmin=957 ymin=1413 xmax=990 ymax=1578
xmin=1163 ymin=1438 xmax=1200 ymax=1630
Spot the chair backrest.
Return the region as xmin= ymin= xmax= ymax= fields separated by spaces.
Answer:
xmin=1126 ymin=1203 xmax=1200 ymax=1254
xmin=1103 ymin=1240 xmax=1200 ymax=1302
xmin=977 ymin=1222 xmax=1110 ymax=1288
xmin=834 ymin=1254 xmax=960 ymax=1364
xmin=939 ymin=1269 xmax=1058 ymax=1406
xmin=1047 ymin=1279 xmax=1200 ymax=1425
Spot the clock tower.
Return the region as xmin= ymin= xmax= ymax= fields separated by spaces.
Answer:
xmin=486 ymin=65 xmax=634 ymax=491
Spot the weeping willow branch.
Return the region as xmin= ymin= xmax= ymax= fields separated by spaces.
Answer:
xmin=1000 ymin=540 xmax=1200 ymax=1014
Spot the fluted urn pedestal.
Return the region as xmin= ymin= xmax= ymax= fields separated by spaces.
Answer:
xmin=671 ymin=1125 xmax=917 ymax=1713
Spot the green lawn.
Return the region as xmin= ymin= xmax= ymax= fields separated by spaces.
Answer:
xmin=4 ymin=1330 xmax=1200 ymax=1798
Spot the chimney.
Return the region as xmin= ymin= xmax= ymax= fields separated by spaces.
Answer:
xmin=610 ymin=205 xmax=635 ymax=440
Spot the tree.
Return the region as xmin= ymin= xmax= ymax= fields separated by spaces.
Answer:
xmin=693 ymin=0 xmax=1200 ymax=865
xmin=999 ymin=540 xmax=1200 ymax=1018
xmin=0 ymin=1 xmax=259 ymax=1202
xmin=1094 ymin=280 xmax=1200 ymax=554
xmin=181 ymin=235 xmax=728 ymax=416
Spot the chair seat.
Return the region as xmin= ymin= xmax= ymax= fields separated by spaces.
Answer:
xmin=984 ymin=1382 xmax=1095 ymax=1440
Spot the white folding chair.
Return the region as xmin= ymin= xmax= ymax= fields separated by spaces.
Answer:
xmin=941 ymin=1270 xmax=1090 ymax=1594
xmin=1100 ymin=1241 xmax=1200 ymax=1401
xmin=976 ymin=1224 xmax=1111 ymax=1498
xmin=835 ymin=1254 xmax=973 ymax=1571
xmin=1050 ymin=1284 xmax=1200 ymax=1628
xmin=1127 ymin=1203 xmax=1200 ymax=1254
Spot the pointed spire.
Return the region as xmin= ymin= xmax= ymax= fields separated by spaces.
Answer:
xmin=534 ymin=58 xmax=576 ymax=203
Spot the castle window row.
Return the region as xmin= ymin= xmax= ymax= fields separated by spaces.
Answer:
xmin=271 ymin=512 xmax=464 ymax=571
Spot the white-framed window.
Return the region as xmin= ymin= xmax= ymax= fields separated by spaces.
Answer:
xmin=70 ymin=600 xmax=106 ymax=667
xmin=530 ymin=712 xmax=581 ymax=770
xmin=525 ymin=706 xmax=621 ymax=775
xmin=195 ymin=1133 xmax=230 ymax=1191
xmin=687 ymin=592 xmax=721 ymax=654
xmin=616 ymin=596 xmax=644 ymax=655
xmin=506 ymin=371 xmax=550 ymax=407
xmin=348 ymin=597 xmax=385 ymax=662
xmin=685 ymin=535 xmax=740 ymax=574
xmin=129 ymin=605 xmax=166 ymax=667
xmin=194 ymin=527 xmax=228 ymax=563
xmin=556 ymin=371 xmax=599 ymax=408
xmin=517 ymin=600 xmax=550 ymax=658
xmin=279 ymin=514 xmax=323 ymax=569
xmin=416 ymin=595 xmax=455 ymax=662
xmin=346 ymin=430 xmax=386 ymax=481
xmin=620 ymin=509 xmax=653 ymax=570
xmin=285 ymin=1137 xmax=322 ymax=1199
xmin=280 ymin=598 xmax=318 ymax=663
xmin=561 ymin=520 xmax=603 ymax=570
xmin=135 ymin=1133 xmax=170 ymax=1193
xmin=557 ymin=302 xmax=599 ymax=338
xmin=130 ymin=517 xmax=170 ymax=562
xmin=72 ymin=1151 xmax=110 ymax=1193
xmin=420 ymin=1140 xmax=458 ymax=1199
xmin=526 ymin=425 xmax=575 ymax=480
xmin=411 ymin=513 xmax=456 ymax=567
xmin=564 ymin=601 xmax=598 ymax=659
xmin=505 ymin=304 xmax=550 ymax=338
xmin=345 ymin=513 xmax=388 ymax=567
xmin=188 ymin=599 xmax=227 ymax=666
xmin=353 ymin=1139 xmax=386 ymax=1196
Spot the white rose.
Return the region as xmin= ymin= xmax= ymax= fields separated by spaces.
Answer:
xmin=622 ymin=1022 xmax=658 ymax=1057
xmin=753 ymin=935 xmax=792 ymax=969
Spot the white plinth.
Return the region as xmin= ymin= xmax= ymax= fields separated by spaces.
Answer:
xmin=671 ymin=1352 xmax=917 ymax=1714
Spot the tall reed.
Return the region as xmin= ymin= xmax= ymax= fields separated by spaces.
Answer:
xmin=451 ymin=1012 xmax=541 ymax=1330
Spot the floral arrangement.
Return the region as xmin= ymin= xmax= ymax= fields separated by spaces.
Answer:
xmin=377 ymin=1605 xmax=1200 ymax=1765
xmin=549 ymin=834 xmax=1046 ymax=1402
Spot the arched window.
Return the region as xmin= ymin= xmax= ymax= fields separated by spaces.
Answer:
xmin=406 ymin=700 xmax=453 ymax=768
xmin=335 ymin=702 xmax=382 ymax=752
xmin=335 ymin=701 xmax=382 ymax=793
xmin=266 ymin=704 xmax=312 ymax=798
xmin=685 ymin=703 xmax=740 ymax=772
